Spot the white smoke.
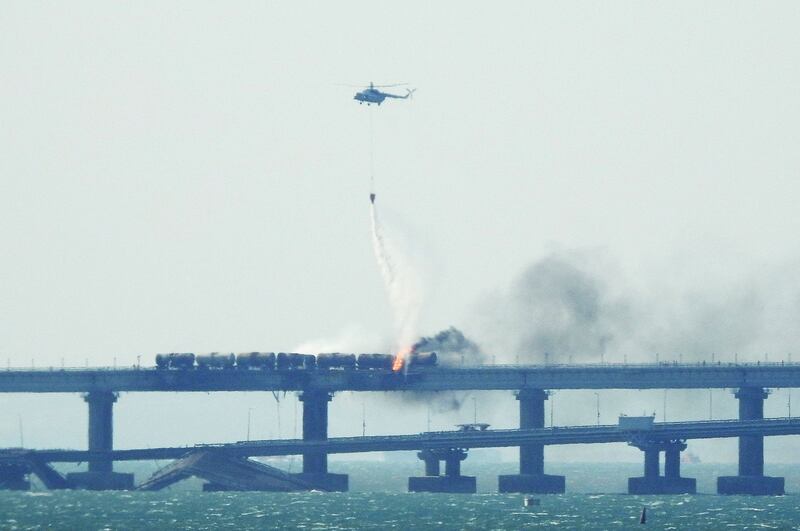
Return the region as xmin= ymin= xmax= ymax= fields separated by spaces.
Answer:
xmin=293 ymin=324 xmax=384 ymax=354
xmin=369 ymin=203 xmax=424 ymax=353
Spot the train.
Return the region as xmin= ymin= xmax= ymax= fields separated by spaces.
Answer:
xmin=154 ymin=351 xmax=437 ymax=371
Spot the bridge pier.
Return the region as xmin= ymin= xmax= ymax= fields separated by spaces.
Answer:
xmin=628 ymin=440 xmax=696 ymax=494
xmin=409 ymin=448 xmax=476 ymax=493
xmin=718 ymin=387 xmax=784 ymax=495
xmin=0 ymin=463 xmax=31 ymax=490
xmin=498 ymin=389 xmax=565 ymax=493
xmin=66 ymin=391 xmax=134 ymax=490
xmin=290 ymin=390 xmax=348 ymax=491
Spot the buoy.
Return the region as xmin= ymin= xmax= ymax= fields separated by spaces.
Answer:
xmin=639 ymin=506 xmax=647 ymax=524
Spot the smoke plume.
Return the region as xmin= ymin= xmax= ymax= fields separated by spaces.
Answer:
xmin=397 ymin=326 xmax=485 ymax=413
xmin=413 ymin=326 xmax=484 ymax=366
xmin=475 ymin=250 xmax=631 ymax=364
xmin=473 ymin=248 xmax=800 ymax=365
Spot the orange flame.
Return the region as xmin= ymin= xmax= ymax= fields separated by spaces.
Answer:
xmin=392 ymin=356 xmax=404 ymax=372
xmin=392 ymin=345 xmax=412 ymax=372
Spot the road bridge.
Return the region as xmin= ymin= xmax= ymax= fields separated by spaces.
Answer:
xmin=2 ymin=418 xmax=799 ymax=494
xmin=8 ymin=417 xmax=800 ymax=461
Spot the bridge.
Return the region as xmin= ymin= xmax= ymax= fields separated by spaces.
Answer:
xmin=3 ymin=418 xmax=800 ymax=494
xmin=7 ymin=417 xmax=800 ymax=461
xmin=2 ymin=362 xmax=800 ymax=392
xmin=2 ymin=362 xmax=799 ymax=494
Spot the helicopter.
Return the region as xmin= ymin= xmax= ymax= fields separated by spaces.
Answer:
xmin=352 ymin=82 xmax=415 ymax=105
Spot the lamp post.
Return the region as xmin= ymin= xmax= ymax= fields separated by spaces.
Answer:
xmin=709 ymin=389 xmax=713 ymax=420
xmin=594 ymin=392 xmax=600 ymax=426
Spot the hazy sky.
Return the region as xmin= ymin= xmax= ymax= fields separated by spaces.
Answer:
xmin=2 ymin=2 xmax=800 ymax=466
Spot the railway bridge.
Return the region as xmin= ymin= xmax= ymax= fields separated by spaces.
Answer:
xmin=2 ymin=361 xmax=800 ymax=494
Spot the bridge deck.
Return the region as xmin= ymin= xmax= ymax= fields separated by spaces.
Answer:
xmin=2 ymin=363 xmax=800 ymax=393
xmin=8 ymin=418 xmax=800 ymax=463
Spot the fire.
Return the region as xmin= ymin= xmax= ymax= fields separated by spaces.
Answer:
xmin=392 ymin=346 xmax=412 ymax=372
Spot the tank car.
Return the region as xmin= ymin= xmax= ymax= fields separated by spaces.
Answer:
xmin=317 ymin=353 xmax=357 ymax=370
xmin=196 ymin=352 xmax=235 ymax=369
xmin=236 ymin=352 xmax=252 ymax=369
xmin=155 ymin=353 xmax=172 ymax=369
xmin=301 ymin=354 xmax=317 ymax=370
xmin=357 ymin=353 xmax=395 ymax=370
xmin=252 ymin=352 xmax=276 ymax=370
xmin=237 ymin=352 xmax=275 ymax=370
xmin=276 ymin=352 xmax=305 ymax=370
xmin=170 ymin=352 xmax=196 ymax=370
xmin=409 ymin=351 xmax=438 ymax=367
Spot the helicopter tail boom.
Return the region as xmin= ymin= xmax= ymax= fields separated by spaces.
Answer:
xmin=383 ymin=88 xmax=416 ymax=99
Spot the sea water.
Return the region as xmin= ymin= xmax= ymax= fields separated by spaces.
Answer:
xmin=1 ymin=462 xmax=799 ymax=530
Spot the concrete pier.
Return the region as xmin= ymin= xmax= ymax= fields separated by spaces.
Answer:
xmin=718 ymin=387 xmax=784 ymax=495
xmin=66 ymin=392 xmax=133 ymax=490
xmin=628 ymin=440 xmax=696 ymax=494
xmin=409 ymin=448 xmax=476 ymax=493
xmin=498 ymin=389 xmax=565 ymax=493
xmin=291 ymin=391 xmax=348 ymax=491
xmin=0 ymin=463 xmax=30 ymax=490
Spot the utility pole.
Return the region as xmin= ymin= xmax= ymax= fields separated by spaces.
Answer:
xmin=709 ymin=389 xmax=713 ymax=420
xmin=246 ymin=408 xmax=253 ymax=441
xmin=789 ymin=391 xmax=792 ymax=418
xmin=362 ymin=400 xmax=366 ymax=436
xmin=472 ymin=397 xmax=477 ymax=424
xmin=594 ymin=393 xmax=600 ymax=426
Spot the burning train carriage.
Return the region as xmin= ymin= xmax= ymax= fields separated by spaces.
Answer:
xmin=154 ymin=350 xmax=438 ymax=371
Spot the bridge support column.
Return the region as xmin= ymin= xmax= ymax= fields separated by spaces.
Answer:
xmin=0 ymin=463 xmax=31 ymax=490
xmin=628 ymin=440 xmax=696 ymax=494
xmin=421 ymin=449 xmax=440 ymax=476
xmin=66 ymin=392 xmax=133 ymax=490
xmin=718 ymin=387 xmax=784 ymax=495
xmin=409 ymin=448 xmax=476 ymax=493
xmin=290 ymin=390 xmax=348 ymax=492
xmin=498 ymin=389 xmax=565 ymax=493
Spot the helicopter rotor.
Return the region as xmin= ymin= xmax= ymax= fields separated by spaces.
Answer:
xmin=337 ymin=82 xmax=409 ymax=89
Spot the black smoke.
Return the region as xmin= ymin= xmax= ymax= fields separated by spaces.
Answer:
xmin=413 ymin=326 xmax=484 ymax=366
xmin=399 ymin=326 xmax=484 ymax=413
xmin=476 ymin=250 xmax=632 ymax=364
